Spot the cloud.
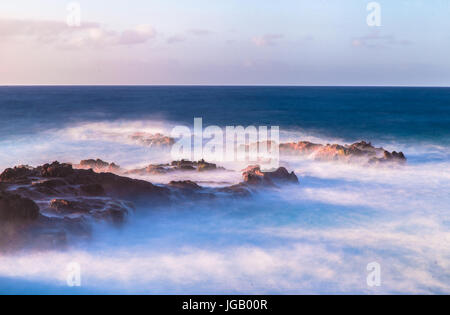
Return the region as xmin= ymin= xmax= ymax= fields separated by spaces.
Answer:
xmin=252 ymin=34 xmax=283 ymax=47
xmin=167 ymin=35 xmax=186 ymax=44
xmin=189 ymin=29 xmax=211 ymax=36
xmin=0 ymin=18 xmax=156 ymax=48
xmin=352 ymin=32 xmax=412 ymax=48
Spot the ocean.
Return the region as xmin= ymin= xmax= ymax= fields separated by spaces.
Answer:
xmin=0 ymin=86 xmax=449 ymax=294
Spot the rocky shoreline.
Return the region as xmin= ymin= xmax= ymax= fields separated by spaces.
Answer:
xmin=0 ymin=160 xmax=298 ymax=252
xmin=131 ymin=132 xmax=407 ymax=165
xmin=0 ymin=136 xmax=407 ymax=252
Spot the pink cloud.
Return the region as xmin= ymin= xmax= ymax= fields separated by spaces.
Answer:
xmin=0 ymin=18 xmax=156 ymax=48
xmin=252 ymin=34 xmax=283 ymax=47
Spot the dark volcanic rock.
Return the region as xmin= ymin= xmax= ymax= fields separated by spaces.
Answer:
xmin=0 ymin=191 xmax=40 ymax=223
xmin=76 ymin=159 xmax=121 ymax=173
xmin=279 ymin=140 xmax=406 ymax=164
xmin=169 ymin=180 xmax=202 ymax=190
xmin=40 ymin=162 xmax=74 ymax=177
xmin=263 ymin=167 xmax=299 ymax=184
xmin=369 ymin=150 xmax=407 ymax=165
xmin=218 ymin=184 xmax=252 ymax=198
xmin=130 ymin=132 xmax=175 ymax=147
xmin=0 ymin=165 xmax=37 ymax=184
xmin=127 ymin=159 xmax=221 ymax=176
xmin=47 ymin=198 xmax=131 ymax=224
xmin=242 ymin=165 xmax=299 ymax=186
xmin=80 ymin=183 xmax=105 ymax=196
xmin=49 ymin=199 xmax=91 ymax=215
xmin=0 ymin=158 xmax=299 ymax=251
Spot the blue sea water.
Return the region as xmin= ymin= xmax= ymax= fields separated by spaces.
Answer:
xmin=0 ymin=86 xmax=449 ymax=145
xmin=0 ymin=86 xmax=449 ymax=294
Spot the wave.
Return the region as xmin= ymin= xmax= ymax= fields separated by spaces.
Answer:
xmin=1 ymin=119 xmax=449 ymax=294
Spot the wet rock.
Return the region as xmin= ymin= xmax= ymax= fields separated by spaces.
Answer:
xmin=218 ymin=184 xmax=252 ymax=198
xmin=0 ymin=191 xmax=40 ymax=223
xmin=33 ymin=179 xmax=67 ymax=189
xmin=369 ymin=150 xmax=407 ymax=165
xmin=125 ymin=164 xmax=171 ymax=176
xmin=127 ymin=159 xmax=222 ymax=175
xmin=171 ymin=160 xmax=196 ymax=171
xmin=49 ymin=199 xmax=90 ymax=215
xmin=130 ymin=132 xmax=175 ymax=147
xmin=40 ymin=161 xmax=74 ymax=177
xmin=279 ymin=141 xmax=322 ymax=155
xmin=47 ymin=198 xmax=132 ymax=225
xmin=169 ymin=180 xmax=202 ymax=190
xmin=242 ymin=165 xmax=299 ymax=186
xmin=80 ymin=183 xmax=105 ymax=196
xmin=0 ymin=165 xmax=37 ymax=184
xmin=197 ymin=159 xmax=217 ymax=172
xmin=76 ymin=159 xmax=121 ymax=173
xmin=280 ymin=140 xmax=407 ymax=164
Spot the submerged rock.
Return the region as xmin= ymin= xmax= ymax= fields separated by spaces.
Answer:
xmin=242 ymin=165 xmax=299 ymax=186
xmin=169 ymin=180 xmax=202 ymax=190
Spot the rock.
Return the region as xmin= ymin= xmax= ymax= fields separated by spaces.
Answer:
xmin=0 ymin=165 xmax=37 ymax=184
xmin=279 ymin=141 xmax=322 ymax=155
xmin=218 ymin=184 xmax=252 ymax=198
xmin=169 ymin=180 xmax=202 ymax=190
xmin=80 ymin=183 xmax=105 ymax=196
xmin=40 ymin=161 xmax=74 ymax=177
xmin=2 ymin=158 xmax=301 ymax=251
xmin=197 ymin=159 xmax=217 ymax=172
xmin=242 ymin=165 xmax=299 ymax=186
xmin=127 ymin=159 xmax=221 ymax=175
xmin=369 ymin=150 xmax=407 ymax=165
xmin=0 ymin=191 xmax=40 ymax=223
xmin=49 ymin=199 xmax=90 ymax=215
xmin=280 ymin=140 xmax=407 ymax=164
xmin=171 ymin=160 xmax=196 ymax=171
xmin=48 ymin=198 xmax=131 ymax=224
xmin=33 ymin=179 xmax=67 ymax=188
xmin=263 ymin=166 xmax=299 ymax=184
xmin=125 ymin=164 xmax=171 ymax=176
xmin=130 ymin=132 xmax=175 ymax=147
xmin=76 ymin=159 xmax=121 ymax=173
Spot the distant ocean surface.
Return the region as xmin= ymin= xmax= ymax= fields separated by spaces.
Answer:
xmin=0 ymin=86 xmax=449 ymax=145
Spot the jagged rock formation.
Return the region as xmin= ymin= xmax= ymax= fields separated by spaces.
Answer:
xmin=126 ymin=159 xmax=222 ymax=175
xmin=280 ymin=140 xmax=406 ymax=164
xmin=0 ymin=160 xmax=298 ymax=251
xmin=129 ymin=132 xmax=175 ymax=147
xmin=0 ymin=191 xmax=40 ymax=223
xmin=242 ymin=165 xmax=299 ymax=186
xmin=75 ymin=159 xmax=121 ymax=173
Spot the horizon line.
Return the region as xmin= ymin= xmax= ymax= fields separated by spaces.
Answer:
xmin=1 ymin=84 xmax=450 ymax=88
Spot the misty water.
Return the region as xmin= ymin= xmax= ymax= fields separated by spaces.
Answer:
xmin=0 ymin=87 xmax=449 ymax=294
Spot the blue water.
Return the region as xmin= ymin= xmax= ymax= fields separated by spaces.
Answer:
xmin=0 ymin=86 xmax=449 ymax=294
xmin=1 ymin=86 xmax=449 ymax=145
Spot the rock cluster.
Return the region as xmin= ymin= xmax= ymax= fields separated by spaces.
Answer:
xmin=75 ymin=159 xmax=121 ymax=173
xmin=129 ymin=132 xmax=175 ymax=147
xmin=0 ymin=159 xmax=299 ymax=251
xmin=242 ymin=165 xmax=299 ymax=186
xmin=126 ymin=159 xmax=221 ymax=175
xmin=280 ymin=140 xmax=406 ymax=164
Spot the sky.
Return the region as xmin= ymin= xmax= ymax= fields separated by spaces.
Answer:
xmin=0 ymin=0 xmax=449 ymax=86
